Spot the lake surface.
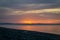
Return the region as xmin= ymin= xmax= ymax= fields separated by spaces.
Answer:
xmin=0 ymin=25 xmax=60 ymax=34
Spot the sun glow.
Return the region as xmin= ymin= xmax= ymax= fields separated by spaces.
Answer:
xmin=19 ymin=19 xmax=60 ymax=24
xmin=23 ymin=21 xmax=33 ymax=24
xmin=20 ymin=19 xmax=34 ymax=24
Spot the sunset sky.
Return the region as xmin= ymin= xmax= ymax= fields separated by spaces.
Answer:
xmin=0 ymin=0 xmax=60 ymax=23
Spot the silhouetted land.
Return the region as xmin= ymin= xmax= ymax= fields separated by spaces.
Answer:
xmin=0 ymin=27 xmax=60 ymax=40
xmin=0 ymin=23 xmax=60 ymax=25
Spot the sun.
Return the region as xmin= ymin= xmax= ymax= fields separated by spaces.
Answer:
xmin=23 ymin=20 xmax=33 ymax=24
xmin=20 ymin=19 xmax=34 ymax=24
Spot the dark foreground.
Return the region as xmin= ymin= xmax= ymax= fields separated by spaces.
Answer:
xmin=0 ymin=27 xmax=60 ymax=40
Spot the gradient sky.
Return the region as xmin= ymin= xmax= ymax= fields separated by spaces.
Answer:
xmin=0 ymin=0 xmax=60 ymax=23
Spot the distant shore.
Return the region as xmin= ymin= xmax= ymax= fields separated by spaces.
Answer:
xmin=0 ymin=23 xmax=60 ymax=25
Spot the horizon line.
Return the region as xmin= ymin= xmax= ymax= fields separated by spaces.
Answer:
xmin=0 ymin=23 xmax=60 ymax=25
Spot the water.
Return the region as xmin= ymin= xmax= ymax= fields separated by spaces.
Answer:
xmin=0 ymin=25 xmax=60 ymax=34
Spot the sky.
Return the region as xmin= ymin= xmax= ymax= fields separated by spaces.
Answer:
xmin=0 ymin=0 xmax=60 ymax=23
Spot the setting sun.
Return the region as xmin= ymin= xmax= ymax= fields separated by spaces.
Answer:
xmin=20 ymin=19 xmax=34 ymax=24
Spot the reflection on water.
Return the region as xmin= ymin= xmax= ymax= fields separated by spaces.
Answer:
xmin=0 ymin=25 xmax=60 ymax=34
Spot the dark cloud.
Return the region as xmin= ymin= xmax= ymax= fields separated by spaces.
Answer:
xmin=0 ymin=0 xmax=60 ymax=11
xmin=0 ymin=8 xmax=8 ymax=15
xmin=0 ymin=0 xmax=60 ymax=8
xmin=0 ymin=0 xmax=36 ymax=8
xmin=0 ymin=7 xmax=13 ymax=16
